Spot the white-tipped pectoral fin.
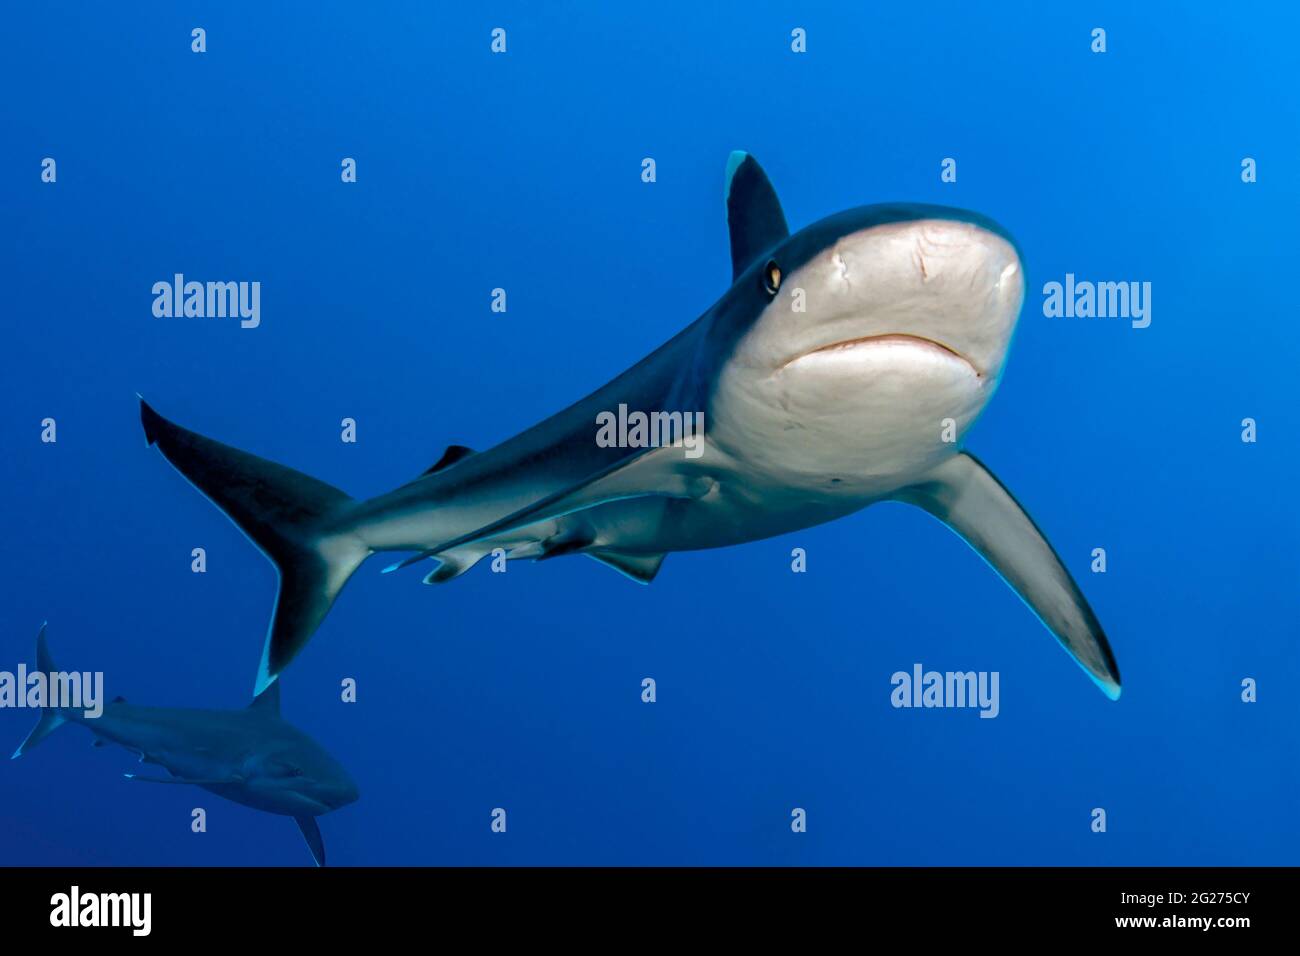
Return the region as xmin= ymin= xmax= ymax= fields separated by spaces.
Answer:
xmin=894 ymin=451 xmax=1121 ymax=699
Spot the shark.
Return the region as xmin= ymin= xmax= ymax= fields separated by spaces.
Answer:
xmin=139 ymin=151 xmax=1121 ymax=700
xmin=11 ymin=624 xmax=358 ymax=866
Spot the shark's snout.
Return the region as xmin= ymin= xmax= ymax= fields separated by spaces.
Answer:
xmin=298 ymin=765 xmax=359 ymax=813
xmin=326 ymin=775 xmax=360 ymax=811
xmin=713 ymin=209 xmax=1029 ymax=487
xmin=828 ymin=217 xmax=1023 ymax=384
xmin=745 ymin=214 xmax=1024 ymax=391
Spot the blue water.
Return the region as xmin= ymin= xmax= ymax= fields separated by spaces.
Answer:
xmin=2 ymin=3 xmax=1296 ymax=866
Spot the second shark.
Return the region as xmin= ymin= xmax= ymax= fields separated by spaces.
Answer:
xmin=12 ymin=625 xmax=357 ymax=865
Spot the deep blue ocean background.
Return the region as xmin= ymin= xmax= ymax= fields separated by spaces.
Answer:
xmin=2 ymin=3 xmax=1296 ymax=866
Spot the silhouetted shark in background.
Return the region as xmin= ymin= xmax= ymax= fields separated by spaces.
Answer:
xmin=11 ymin=625 xmax=357 ymax=865
xmin=139 ymin=151 xmax=1120 ymax=700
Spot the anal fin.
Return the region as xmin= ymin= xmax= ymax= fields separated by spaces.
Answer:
xmin=421 ymin=544 xmax=494 ymax=585
xmin=587 ymin=550 xmax=666 ymax=584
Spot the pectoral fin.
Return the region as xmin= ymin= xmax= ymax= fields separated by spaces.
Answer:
xmin=895 ymin=452 xmax=1121 ymax=699
xmin=296 ymin=815 xmax=326 ymax=867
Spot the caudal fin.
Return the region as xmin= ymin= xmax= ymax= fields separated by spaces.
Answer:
xmin=12 ymin=624 xmax=68 ymax=758
xmin=139 ymin=399 xmax=370 ymax=692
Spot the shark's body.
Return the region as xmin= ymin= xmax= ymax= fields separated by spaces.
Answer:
xmin=141 ymin=152 xmax=1121 ymax=700
xmin=12 ymin=625 xmax=357 ymax=865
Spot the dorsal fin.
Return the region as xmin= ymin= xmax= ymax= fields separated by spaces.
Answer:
xmin=249 ymin=681 xmax=280 ymax=716
xmin=422 ymin=445 xmax=476 ymax=477
xmin=111 ymin=695 xmax=127 ymax=704
xmin=725 ymin=151 xmax=789 ymax=279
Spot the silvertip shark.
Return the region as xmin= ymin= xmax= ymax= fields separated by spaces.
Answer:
xmin=12 ymin=624 xmax=358 ymax=866
xmin=138 ymin=151 xmax=1121 ymax=701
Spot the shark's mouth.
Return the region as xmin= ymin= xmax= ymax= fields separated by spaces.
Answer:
xmin=783 ymin=333 xmax=982 ymax=377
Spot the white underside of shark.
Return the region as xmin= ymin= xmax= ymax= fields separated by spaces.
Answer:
xmin=139 ymin=152 xmax=1121 ymax=701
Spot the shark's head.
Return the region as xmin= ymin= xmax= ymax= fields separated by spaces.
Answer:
xmin=237 ymin=739 xmax=360 ymax=816
xmin=707 ymin=156 xmax=1024 ymax=489
xmin=220 ymin=684 xmax=360 ymax=817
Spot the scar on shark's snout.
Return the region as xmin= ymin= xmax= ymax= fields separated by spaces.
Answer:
xmin=832 ymin=252 xmax=852 ymax=286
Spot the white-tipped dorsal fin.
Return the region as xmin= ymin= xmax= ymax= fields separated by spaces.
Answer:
xmin=725 ymin=151 xmax=789 ymax=280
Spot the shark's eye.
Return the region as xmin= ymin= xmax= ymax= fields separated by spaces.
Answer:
xmin=762 ymin=260 xmax=782 ymax=296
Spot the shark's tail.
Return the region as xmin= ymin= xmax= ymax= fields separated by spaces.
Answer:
xmin=139 ymin=399 xmax=370 ymax=693
xmin=12 ymin=624 xmax=68 ymax=759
